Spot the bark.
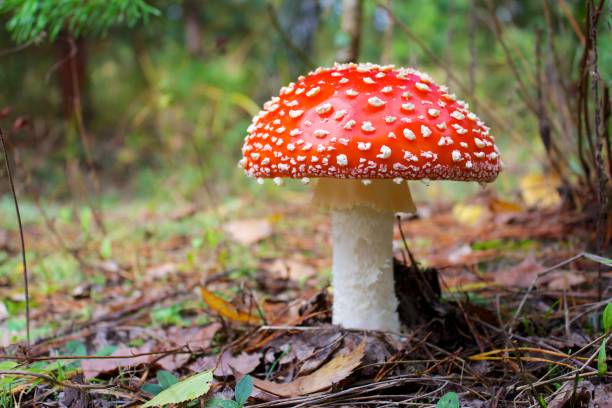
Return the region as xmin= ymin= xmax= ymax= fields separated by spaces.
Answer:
xmin=184 ymin=0 xmax=204 ymax=57
xmin=336 ymin=0 xmax=363 ymax=63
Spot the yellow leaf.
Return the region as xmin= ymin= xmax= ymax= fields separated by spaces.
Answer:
xmin=452 ymin=203 xmax=488 ymax=226
xmin=200 ymin=288 xmax=262 ymax=325
xmin=253 ymin=341 xmax=366 ymax=397
xmin=489 ymin=198 xmax=523 ymax=213
xmin=520 ymin=173 xmax=561 ymax=208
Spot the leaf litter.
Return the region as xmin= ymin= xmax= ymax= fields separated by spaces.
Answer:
xmin=0 ymin=192 xmax=610 ymax=407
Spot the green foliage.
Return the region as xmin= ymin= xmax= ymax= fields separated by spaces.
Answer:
xmin=436 ymin=391 xmax=460 ymax=408
xmin=597 ymin=341 xmax=607 ymax=376
xmin=1 ymin=0 xmax=159 ymax=43
xmin=206 ymin=375 xmax=253 ymax=408
xmin=603 ymin=303 xmax=612 ymax=333
xmin=141 ymin=370 xmax=179 ymax=396
xmin=141 ymin=370 xmax=213 ymax=407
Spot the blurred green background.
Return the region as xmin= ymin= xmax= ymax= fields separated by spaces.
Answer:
xmin=0 ymin=0 xmax=609 ymax=203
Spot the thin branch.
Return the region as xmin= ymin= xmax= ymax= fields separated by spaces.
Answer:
xmin=266 ymin=2 xmax=315 ymax=69
xmin=0 ymin=370 xmax=110 ymax=390
xmin=0 ymin=128 xmax=30 ymax=347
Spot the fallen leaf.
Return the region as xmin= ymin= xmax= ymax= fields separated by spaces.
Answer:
xmin=489 ymin=198 xmax=523 ymax=213
xmin=81 ymin=344 xmax=153 ymax=378
xmin=452 ymin=203 xmax=489 ymax=226
xmin=548 ymin=380 xmax=594 ymax=408
xmin=253 ymin=341 xmax=365 ymax=397
xmin=146 ymin=263 xmax=177 ymax=279
xmin=200 ymin=287 xmax=262 ymax=325
xmin=520 ymin=172 xmax=561 ymax=209
xmin=494 ymin=256 xmax=544 ymax=288
xmin=190 ymin=351 xmax=261 ymax=377
xmin=262 ymin=258 xmax=318 ymax=281
xmin=224 ymin=219 xmax=272 ymax=246
xmin=544 ymin=271 xmax=586 ymax=290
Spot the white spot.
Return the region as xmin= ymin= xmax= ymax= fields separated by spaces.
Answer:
xmin=250 ymin=153 xmax=260 ymax=160
xmin=415 ymin=82 xmax=431 ymax=92
xmin=363 ymin=77 xmax=375 ymax=84
xmin=465 ymin=160 xmax=473 ymax=169
xmin=257 ymin=178 xmax=264 ymax=185
xmin=375 ymin=72 xmax=386 ymax=79
xmin=339 ymin=77 xmax=349 ymax=84
xmin=402 ymin=92 xmax=412 ymax=99
xmin=385 ymin=116 xmax=397 ymax=123
xmin=403 ymin=151 xmax=418 ymax=162
xmin=361 ymin=121 xmax=376 ymax=133
xmin=427 ymin=108 xmax=440 ymax=117
xmin=261 ymin=157 xmax=270 ymax=165
xmin=306 ymin=87 xmax=320 ymax=97
xmin=336 ymin=154 xmax=348 ymax=166
xmin=296 ymin=156 xmax=306 ymax=162
xmin=437 ymin=136 xmax=453 ymax=146
xmin=387 ymin=131 xmax=397 ymax=139
xmin=273 ymin=177 xmax=283 ymax=185
xmin=376 ymin=145 xmax=392 ymax=159
xmin=381 ymin=86 xmax=393 ymax=93
xmin=361 ymin=179 xmax=372 ymax=185
xmin=334 ymin=110 xmax=348 ymax=120
xmin=344 ymin=119 xmax=356 ymax=130
xmin=287 ymin=143 xmax=296 ymax=151
xmin=278 ymin=163 xmax=290 ymax=171
xmin=467 ymin=112 xmax=477 ymax=121
xmin=393 ymin=177 xmax=403 ymax=184
xmin=275 ymin=126 xmax=286 ymax=134
xmin=311 ymin=155 xmax=319 ymax=162
xmin=358 ymin=142 xmax=372 ymax=151
xmin=474 ymin=152 xmax=485 ymax=158
xmin=302 ymin=142 xmax=313 ymax=151
xmin=487 ymin=152 xmax=499 ymax=160
xmin=315 ymin=103 xmax=333 ymax=115
xmin=460 ymin=142 xmax=468 ymax=148
xmin=289 ymin=110 xmax=304 ymax=118
xmin=346 ymin=89 xmax=359 ymax=97
xmin=313 ymin=129 xmax=330 ymax=138
xmin=474 ymin=138 xmax=486 ymax=148
xmin=401 ymin=103 xmax=415 ymax=112
xmin=436 ymin=122 xmax=447 ymax=130
xmin=403 ymin=128 xmax=416 ymax=140
xmin=301 ymin=177 xmax=310 ymax=184
xmin=451 ymin=150 xmax=462 ymax=162
xmin=421 ymin=125 xmax=432 ymax=138
xmin=451 ymin=111 xmax=465 ymax=120
xmin=368 ymin=96 xmax=386 ymax=108
xmin=290 ymin=128 xmax=302 ymax=137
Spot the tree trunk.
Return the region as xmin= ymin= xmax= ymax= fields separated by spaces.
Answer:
xmin=184 ymin=0 xmax=204 ymax=57
xmin=56 ymin=33 xmax=88 ymax=122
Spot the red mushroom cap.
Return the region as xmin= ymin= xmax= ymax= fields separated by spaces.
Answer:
xmin=240 ymin=63 xmax=501 ymax=182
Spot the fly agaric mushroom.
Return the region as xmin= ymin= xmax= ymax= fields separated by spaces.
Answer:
xmin=239 ymin=63 xmax=501 ymax=332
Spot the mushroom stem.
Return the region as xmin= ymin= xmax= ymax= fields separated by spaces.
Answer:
xmin=330 ymin=205 xmax=400 ymax=332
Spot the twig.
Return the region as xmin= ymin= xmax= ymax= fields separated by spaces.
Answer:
xmin=0 ymin=370 xmax=109 ymax=390
xmin=266 ymin=2 xmax=315 ymax=69
xmin=0 ymin=128 xmax=30 ymax=347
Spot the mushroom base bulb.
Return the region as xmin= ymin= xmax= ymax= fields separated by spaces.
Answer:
xmin=312 ymin=178 xmax=416 ymax=213
xmin=330 ymin=206 xmax=400 ymax=332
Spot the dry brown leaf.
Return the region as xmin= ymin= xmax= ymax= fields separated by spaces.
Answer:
xmin=253 ymin=341 xmax=365 ymax=397
xmin=81 ymin=344 xmax=153 ymax=378
xmin=200 ymin=287 xmax=262 ymax=325
xmin=262 ymin=258 xmax=318 ymax=281
xmin=224 ymin=219 xmax=272 ymax=246
xmin=146 ymin=262 xmax=177 ymax=279
xmin=494 ymin=256 xmax=544 ymax=288
xmin=189 ymin=351 xmax=261 ymax=377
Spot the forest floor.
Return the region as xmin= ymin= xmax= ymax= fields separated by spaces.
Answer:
xmin=0 ymin=188 xmax=611 ymax=407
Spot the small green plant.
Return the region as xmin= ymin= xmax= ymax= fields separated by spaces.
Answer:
xmin=142 ymin=370 xmax=212 ymax=407
xmin=436 ymin=391 xmax=460 ymax=408
xmin=141 ymin=370 xmax=179 ymax=396
xmin=597 ymin=302 xmax=611 ymax=376
xmin=207 ymin=375 xmax=253 ymax=408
